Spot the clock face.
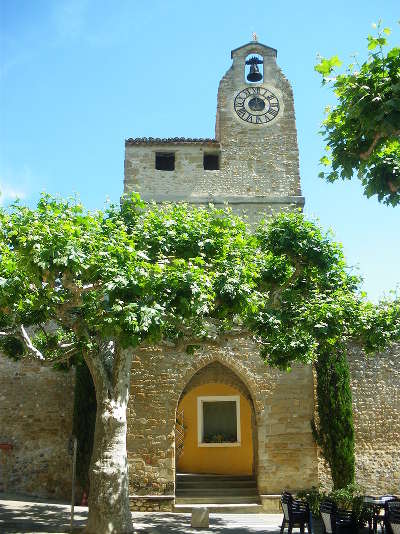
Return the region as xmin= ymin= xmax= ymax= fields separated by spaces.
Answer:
xmin=234 ymin=87 xmax=280 ymax=125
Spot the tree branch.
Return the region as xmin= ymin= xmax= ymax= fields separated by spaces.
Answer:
xmin=20 ymin=325 xmax=45 ymax=360
xmin=270 ymin=262 xmax=303 ymax=308
xmin=359 ymin=132 xmax=383 ymax=161
xmin=388 ymin=180 xmax=399 ymax=193
xmin=359 ymin=130 xmax=400 ymax=161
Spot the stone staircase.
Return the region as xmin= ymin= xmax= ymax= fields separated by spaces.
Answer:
xmin=174 ymin=473 xmax=262 ymax=513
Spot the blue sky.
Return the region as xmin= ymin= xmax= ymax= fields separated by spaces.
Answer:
xmin=1 ymin=0 xmax=399 ymax=301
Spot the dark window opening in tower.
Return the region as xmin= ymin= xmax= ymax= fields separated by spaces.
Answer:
xmin=155 ymin=152 xmax=175 ymax=171
xmin=245 ymin=54 xmax=263 ymax=84
xmin=203 ymin=153 xmax=220 ymax=170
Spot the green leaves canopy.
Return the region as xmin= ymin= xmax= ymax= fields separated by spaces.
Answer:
xmin=1 ymin=195 xmax=398 ymax=371
xmin=316 ymin=23 xmax=400 ymax=206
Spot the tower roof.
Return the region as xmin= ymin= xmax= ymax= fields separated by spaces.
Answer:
xmin=125 ymin=137 xmax=218 ymax=146
xmin=231 ymin=41 xmax=277 ymax=58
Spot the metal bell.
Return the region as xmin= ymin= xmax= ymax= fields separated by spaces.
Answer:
xmin=247 ymin=64 xmax=262 ymax=82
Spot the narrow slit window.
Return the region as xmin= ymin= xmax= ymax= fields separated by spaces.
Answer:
xmin=203 ymin=153 xmax=220 ymax=170
xmin=156 ymin=152 xmax=175 ymax=171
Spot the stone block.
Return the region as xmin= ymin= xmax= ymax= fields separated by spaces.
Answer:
xmin=191 ymin=507 xmax=209 ymax=528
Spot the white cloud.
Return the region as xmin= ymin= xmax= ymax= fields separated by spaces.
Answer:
xmin=0 ymin=165 xmax=33 ymax=205
xmin=0 ymin=182 xmax=26 ymax=205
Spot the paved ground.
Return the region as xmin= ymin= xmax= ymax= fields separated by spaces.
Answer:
xmin=2 ymin=494 xmax=372 ymax=533
xmin=0 ymin=495 xmax=292 ymax=534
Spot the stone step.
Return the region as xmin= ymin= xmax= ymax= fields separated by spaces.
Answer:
xmin=175 ymin=473 xmax=260 ymax=506
xmin=175 ymin=495 xmax=261 ymax=505
xmin=173 ymin=503 xmax=264 ymax=514
xmin=176 ymin=487 xmax=259 ymax=496
xmin=177 ymin=480 xmax=257 ymax=489
xmin=177 ymin=473 xmax=254 ymax=482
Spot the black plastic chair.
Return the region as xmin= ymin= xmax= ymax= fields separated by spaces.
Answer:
xmin=280 ymin=491 xmax=312 ymax=534
xmin=384 ymin=500 xmax=400 ymax=534
xmin=320 ymin=500 xmax=357 ymax=534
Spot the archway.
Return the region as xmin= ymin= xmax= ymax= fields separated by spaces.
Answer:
xmin=175 ymin=361 xmax=257 ymax=476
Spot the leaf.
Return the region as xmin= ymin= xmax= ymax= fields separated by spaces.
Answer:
xmin=320 ymin=156 xmax=331 ymax=166
xmin=367 ymin=36 xmax=378 ymax=50
xmin=315 ymin=56 xmax=342 ymax=76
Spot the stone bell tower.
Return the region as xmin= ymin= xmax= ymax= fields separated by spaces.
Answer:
xmin=124 ymin=38 xmax=304 ymax=223
xmin=214 ymin=40 xmax=303 ymax=209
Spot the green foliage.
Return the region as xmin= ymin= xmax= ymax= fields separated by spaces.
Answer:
xmin=1 ymin=194 xmax=399 ymax=492
xmin=313 ymin=349 xmax=355 ymax=489
xmin=316 ymin=22 xmax=400 ymax=206
xmin=298 ymin=483 xmax=368 ymax=524
xmin=297 ymin=486 xmax=327 ymax=517
xmin=72 ymin=361 xmax=96 ymax=493
xmin=329 ymin=482 xmax=366 ymax=520
xmin=0 ymin=335 xmax=24 ymax=360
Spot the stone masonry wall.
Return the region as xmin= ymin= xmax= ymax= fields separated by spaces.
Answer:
xmin=317 ymin=343 xmax=400 ymax=494
xmin=126 ymin=331 xmax=319 ymax=505
xmin=124 ymin=143 xmax=303 ymax=210
xmin=0 ymin=355 xmax=74 ymax=499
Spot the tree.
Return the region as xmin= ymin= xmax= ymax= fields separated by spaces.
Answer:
xmin=315 ymin=22 xmax=400 ymax=206
xmin=1 ymin=195 xmax=399 ymax=531
xmin=247 ymin=213 xmax=400 ymax=487
xmin=0 ymin=195 xmax=259 ymax=533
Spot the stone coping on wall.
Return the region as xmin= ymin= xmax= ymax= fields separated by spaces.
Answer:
xmin=138 ymin=194 xmax=305 ymax=205
xmin=231 ymin=41 xmax=277 ymax=58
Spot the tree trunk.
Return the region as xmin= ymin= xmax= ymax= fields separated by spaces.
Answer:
xmin=86 ymin=396 xmax=133 ymax=534
xmin=84 ymin=345 xmax=134 ymax=534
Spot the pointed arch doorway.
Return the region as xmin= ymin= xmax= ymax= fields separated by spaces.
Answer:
xmin=175 ymin=361 xmax=257 ymax=476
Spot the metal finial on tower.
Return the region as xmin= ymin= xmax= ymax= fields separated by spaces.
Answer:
xmin=252 ymin=32 xmax=258 ymax=42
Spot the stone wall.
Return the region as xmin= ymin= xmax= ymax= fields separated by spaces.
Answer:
xmin=1 ymin=341 xmax=398 ymax=504
xmin=317 ymin=343 xmax=400 ymax=494
xmin=351 ymin=343 xmax=400 ymax=493
xmin=0 ymin=355 xmax=74 ymax=499
xmin=126 ymin=331 xmax=319 ymax=509
xmin=124 ymin=142 xmax=304 ymax=208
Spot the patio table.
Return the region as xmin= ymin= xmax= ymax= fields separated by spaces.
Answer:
xmin=363 ymin=496 xmax=395 ymax=534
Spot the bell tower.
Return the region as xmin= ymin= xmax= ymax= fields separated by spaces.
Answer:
xmin=214 ymin=38 xmax=303 ymax=213
xmin=124 ymin=37 xmax=304 ymax=223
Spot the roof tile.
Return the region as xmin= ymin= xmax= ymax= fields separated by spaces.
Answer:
xmin=125 ymin=137 xmax=219 ymax=145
